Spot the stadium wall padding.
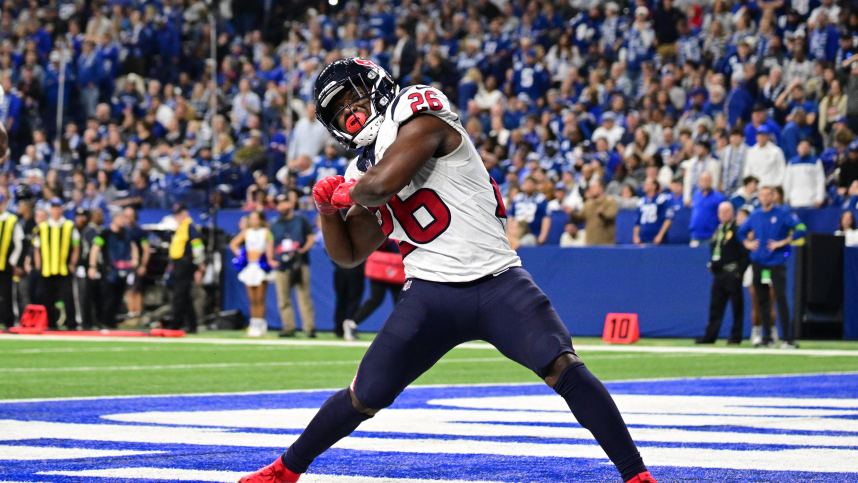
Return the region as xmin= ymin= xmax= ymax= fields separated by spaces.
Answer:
xmin=845 ymin=248 xmax=858 ymax=340
xmin=222 ymin=245 xmax=802 ymax=339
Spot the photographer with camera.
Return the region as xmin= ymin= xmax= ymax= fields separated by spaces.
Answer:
xmin=270 ymin=190 xmax=316 ymax=337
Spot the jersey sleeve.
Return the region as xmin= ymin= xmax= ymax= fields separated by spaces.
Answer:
xmin=344 ymin=158 xmax=364 ymax=181
xmin=389 ymin=85 xmax=459 ymax=127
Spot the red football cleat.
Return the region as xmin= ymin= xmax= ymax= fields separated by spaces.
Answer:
xmin=626 ymin=470 xmax=657 ymax=483
xmin=238 ymin=456 xmax=301 ymax=483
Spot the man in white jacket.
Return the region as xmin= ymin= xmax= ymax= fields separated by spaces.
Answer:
xmin=784 ymin=139 xmax=826 ymax=208
xmin=682 ymin=140 xmax=721 ymax=205
xmin=744 ymin=125 xmax=786 ymax=188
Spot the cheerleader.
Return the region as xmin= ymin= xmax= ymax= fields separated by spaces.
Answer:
xmin=230 ymin=211 xmax=277 ymax=336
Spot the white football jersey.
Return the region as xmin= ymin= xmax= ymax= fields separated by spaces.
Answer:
xmin=345 ymin=85 xmax=521 ymax=282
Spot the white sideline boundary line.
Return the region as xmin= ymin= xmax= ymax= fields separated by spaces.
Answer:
xmin=1 ymin=333 xmax=857 ymax=356
xmin=1 ymin=370 xmax=856 ymax=405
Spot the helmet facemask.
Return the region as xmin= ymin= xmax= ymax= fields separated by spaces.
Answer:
xmin=316 ymin=61 xmax=397 ymax=149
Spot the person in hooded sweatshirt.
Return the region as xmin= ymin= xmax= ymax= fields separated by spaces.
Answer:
xmin=784 ymin=138 xmax=826 ymax=208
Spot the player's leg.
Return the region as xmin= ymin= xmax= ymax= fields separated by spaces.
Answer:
xmin=727 ymin=275 xmax=744 ymax=343
xmin=352 ymin=280 xmax=386 ymax=324
xmin=295 ymin=265 xmax=316 ymax=335
xmin=273 ymin=270 xmax=296 ymax=335
xmin=770 ymin=265 xmax=793 ymax=345
xmin=278 ymin=279 xmax=470 ymax=477
xmin=752 ymin=265 xmax=773 ymax=345
xmin=477 ymin=268 xmax=648 ymax=482
xmin=699 ymin=274 xmax=728 ymax=343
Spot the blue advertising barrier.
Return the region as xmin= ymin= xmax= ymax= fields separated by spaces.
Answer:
xmin=222 ymin=245 xmax=798 ymax=339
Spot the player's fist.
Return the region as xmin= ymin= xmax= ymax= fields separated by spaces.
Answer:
xmin=331 ymin=178 xmax=357 ymax=210
xmin=312 ymin=175 xmax=345 ymax=215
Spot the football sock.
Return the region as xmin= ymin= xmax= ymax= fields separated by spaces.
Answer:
xmin=282 ymin=388 xmax=370 ymax=474
xmin=553 ymin=362 xmax=646 ymax=481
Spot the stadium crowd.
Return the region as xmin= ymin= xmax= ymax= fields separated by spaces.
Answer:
xmin=0 ymin=0 xmax=856 ymax=245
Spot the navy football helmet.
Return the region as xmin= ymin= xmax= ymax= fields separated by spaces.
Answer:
xmin=314 ymin=58 xmax=398 ymax=149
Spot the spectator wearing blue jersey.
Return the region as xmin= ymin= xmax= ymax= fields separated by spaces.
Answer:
xmin=780 ymin=108 xmax=821 ymax=161
xmin=76 ymin=40 xmax=103 ymax=119
xmin=689 ymin=171 xmax=726 ymax=246
xmin=508 ymin=176 xmax=551 ymax=245
xmin=744 ymin=104 xmax=782 ymax=147
xmin=737 ymin=186 xmax=807 ymax=348
xmin=313 ymin=144 xmax=347 ymax=181
xmin=633 ymin=178 xmax=673 ymax=245
xmin=730 ymin=176 xmax=760 ymax=212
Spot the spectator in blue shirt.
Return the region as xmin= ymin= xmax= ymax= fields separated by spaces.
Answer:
xmin=633 ymin=178 xmax=673 ymax=245
xmin=689 ymin=171 xmax=726 ymax=246
xmin=780 ymin=107 xmax=821 ymax=160
xmin=313 ymin=144 xmax=348 ymax=181
xmin=730 ymin=175 xmax=760 ymax=212
xmin=744 ymin=104 xmax=781 ymax=146
xmin=508 ymin=176 xmax=551 ymax=245
xmin=737 ymin=186 xmax=807 ymax=348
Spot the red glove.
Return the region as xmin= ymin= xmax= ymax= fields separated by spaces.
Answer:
xmin=312 ymin=175 xmax=345 ymax=215
xmin=331 ymin=178 xmax=358 ymax=210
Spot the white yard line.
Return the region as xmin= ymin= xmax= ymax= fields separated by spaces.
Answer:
xmin=1 ymin=333 xmax=856 ymax=357
xmin=0 ymin=356 xmax=510 ymax=373
xmin=38 ymin=468 xmax=498 ymax=483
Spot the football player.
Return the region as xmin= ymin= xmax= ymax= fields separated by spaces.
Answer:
xmin=240 ymin=58 xmax=655 ymax=483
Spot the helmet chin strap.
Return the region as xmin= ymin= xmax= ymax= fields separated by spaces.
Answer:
xmin=352 ymin=115 xmax=383 ymax=147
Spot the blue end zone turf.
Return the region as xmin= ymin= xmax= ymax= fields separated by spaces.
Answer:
xmin=0 ymin=373 xmax=856 ymax=482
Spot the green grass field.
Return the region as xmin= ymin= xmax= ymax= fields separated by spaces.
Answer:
xmin=1 ymin=332 xmax=857 ymax=400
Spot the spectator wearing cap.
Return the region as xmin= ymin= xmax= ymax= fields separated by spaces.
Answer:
xmin=784 ymin=139 xmax=826 ymax=208
xmin=781 ymin=107 xmax=821 ymax=161
xmin=591 ymin=112 xmax=624 ymax=150
xmin=166 ymin=203 xmax=204 ymax=333
xmin=270 ymin=190 xmax=316 ymax=338
xmin=32 ymin=198 xmax=80 ymax=329
xmin=689 ymin=171 xmax=726 ymax=246
xmin=0 ymin=190 xmax=25 ymax=329
xmin=720 ymin=128 xmax=748 ymax=196
xmin=622 ymin=6 xmax=655 ymax=76
xmin=509 ymin=176 xmax=552 ymax=245
xmin=744 ymin=104 xmax=782 ymax=147
xmin=682 ymin=140 xmax=720 ymax=206
xmin=744 ymin=124 xmax=786 ymax=188
xmin=633 ymin=178 xmax=673 ymax=245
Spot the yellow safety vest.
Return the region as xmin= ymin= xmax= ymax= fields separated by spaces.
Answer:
xmin=0 ymin=214 xmax=17 ymax=271
xmin=169 ymin=218 xmax=191 ymax=260
xmin=39 ymin=220 xmax=74 ymax=277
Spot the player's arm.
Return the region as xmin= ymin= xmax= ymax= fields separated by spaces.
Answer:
xmin=319 ymin=205 xmax=385 ymax=268
xmin=350 ymin=115 xmax=452 ymax=207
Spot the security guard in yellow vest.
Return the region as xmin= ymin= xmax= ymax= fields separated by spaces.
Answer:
xmin=168 ymin=203 xmax=204 ymax=333
xmin=32 ymin=198 xmax=80 ymax=329
xmin=0 ymin=190 xmax=25 ymax=328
